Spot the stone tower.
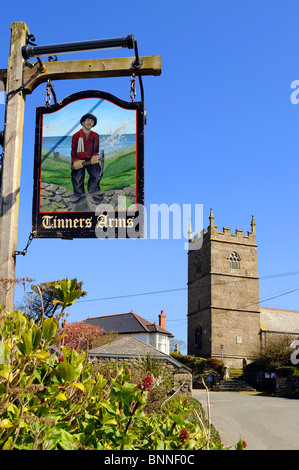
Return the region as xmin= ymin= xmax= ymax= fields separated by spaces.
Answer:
xmin=187 ymin=210 xmax=261 ymax=368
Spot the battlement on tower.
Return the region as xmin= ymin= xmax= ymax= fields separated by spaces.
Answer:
xmin=188 ymin=209 xmax=257 ymax=249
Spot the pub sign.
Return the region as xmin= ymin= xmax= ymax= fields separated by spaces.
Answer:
xmin=32 ymin=90 xmax=144 ymax=239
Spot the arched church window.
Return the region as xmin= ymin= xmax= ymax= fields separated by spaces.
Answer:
xmin=229 ymin=251 xmax=241 ymax=270
xmin=195 ymin=326 xmax=202 ymax=350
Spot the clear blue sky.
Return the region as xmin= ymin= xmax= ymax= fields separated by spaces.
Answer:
xmin=1 ymin=1 xmax=299 ymax=350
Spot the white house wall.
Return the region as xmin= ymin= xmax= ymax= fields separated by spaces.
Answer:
xmin=131 ymin=333 xmax=170 ymax=355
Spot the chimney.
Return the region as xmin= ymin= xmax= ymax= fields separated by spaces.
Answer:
xmin=159 ymin=310 xmax=166 ymax=329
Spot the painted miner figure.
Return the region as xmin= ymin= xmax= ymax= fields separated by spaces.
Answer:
xmin=70 ymin=113 xmax=104 ymax=203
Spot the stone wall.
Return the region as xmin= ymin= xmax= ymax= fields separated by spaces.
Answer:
xmin=90 ymin=356 xmax=192 ymax=396
xmin=276 ymin=375 xmax=299 ymax=397
xmin=40 ymin=181 xmax=135 ymax=212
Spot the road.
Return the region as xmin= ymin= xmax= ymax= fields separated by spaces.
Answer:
xmin=192 ymin=389 xmax=299 ymax=450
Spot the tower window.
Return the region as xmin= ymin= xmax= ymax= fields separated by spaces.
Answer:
xmin=229 ymin=251 xmax=241 ymax=270
xmin=195 ymin=326 xmax=202 ymax=350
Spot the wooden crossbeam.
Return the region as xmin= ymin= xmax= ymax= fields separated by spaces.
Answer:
xmin=22 ymin=55 xmax=161 ymax=94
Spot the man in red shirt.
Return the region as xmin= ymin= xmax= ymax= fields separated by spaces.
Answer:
xmin=70 ymin=113 xmax=103 ymax=203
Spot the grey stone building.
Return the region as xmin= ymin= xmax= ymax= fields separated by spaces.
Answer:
xmin=187 ymin=209 xmax=299 ymax=369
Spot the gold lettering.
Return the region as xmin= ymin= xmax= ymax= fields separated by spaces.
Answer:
xmin=42 ymin=215 xmax=54 ymax=229
xmin=57 ymin=218 xmax=64 ymax=229
xmin=85 ymin=218 xmax=92 ymax=228
xmin=116 ymin=218 xmax=126 ymax=228
xmin=64 ymin=219 xmax=73 ymax=229
xmin=127 ymin=218 xmax=134 ymax=228
xmin=42 ymin=216 xmax=94 ymax=230
xmin=95 ymin=216 xmax=136 ymax=229
xmin=97 ymin=215 xmax=107 ymax=228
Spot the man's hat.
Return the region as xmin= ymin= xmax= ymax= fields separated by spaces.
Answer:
xmin=80 ymin=113 xmax=97 ymax=126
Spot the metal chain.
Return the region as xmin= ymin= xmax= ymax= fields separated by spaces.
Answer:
xmin=45 ymin=79 xmax=57 ymax=107
xmin=130 ymin=74 xmax=137 ymax=102
xmin=45 ymin=80 xmax=52 ymax=107
xmin=14 ymin=231 xmax=36 ymax=257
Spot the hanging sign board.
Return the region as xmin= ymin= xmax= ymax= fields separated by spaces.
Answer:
xmin=32 ymin=90 xmax=144 ymax=239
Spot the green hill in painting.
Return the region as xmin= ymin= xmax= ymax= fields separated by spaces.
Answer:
xmin=41 ymin=146 xmax=136 ymax=192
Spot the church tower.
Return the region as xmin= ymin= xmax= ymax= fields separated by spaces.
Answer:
xmin=187 ymin=210 xmax=261 ymax=368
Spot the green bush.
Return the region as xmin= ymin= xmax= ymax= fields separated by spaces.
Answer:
xmin=250 ymin=334 xmax=294 ymax=369
xmin=170 ymin=353 xmax=205 ymax=374
xmin=275 ymin=366 xmax=296 ymax=378
xmin=204 ymin=358 xmax=225 ymax=376
xmin=92 ymin=353 xmax=174 ymax=415
xmin=166 ymin=396 xmax=223 ymax=448
xmin=170 ymin=354 xmax=225 ymax=379
xmin=0 ymin=306 xmax=226 ymax=450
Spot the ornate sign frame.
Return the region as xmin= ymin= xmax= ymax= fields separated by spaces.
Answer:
xmin=32 ymin=90 xmax=144 ymax=239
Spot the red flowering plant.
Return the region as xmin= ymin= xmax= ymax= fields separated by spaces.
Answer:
xmin=137 ymin=375 xmax=153 ymax=393
xmin=235 ymin=438 xmax=247 ymax=450
xmin=179 ymin=428 xmax=189 ymax=443
xmin=0 ymin=306 xmax=225 ymax=451
xmin=0 ymin=281 xmax=231 ymax=451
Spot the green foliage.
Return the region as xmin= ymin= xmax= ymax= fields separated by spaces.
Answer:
xmin=275 ymin=366 xmax=296 ymax=378
xmin=169 ymin=353 xmax=225 ymax=378
xmin=22 ymin=278 xmax=86 ymax=324
xmin=235 ymin=438 xmax=247 ymax=450
xmin=250 ymin=334 xmax=294 ymax=369
xmin=170 ymin=353 xmax=205 ymax=374
xmin=132 ymin=353 xmax=174 ymax=414
xmin=204 ymin=358 xmax=225 ymax=376
xmin=0 ymin=308 xmax=228 ymax=450
xmin=54 ymin=278 xmax=83 ymax=312
xmin=166 ymin=396 xmax=223 ymax=448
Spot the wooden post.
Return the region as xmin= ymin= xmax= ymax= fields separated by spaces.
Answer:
xmin=0 ymin=22 xmax=28 ymax=310
xmin=0 ymin=22 xmax=161 ymax=311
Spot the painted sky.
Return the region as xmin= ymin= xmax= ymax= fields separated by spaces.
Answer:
xmin=1 ymin=1 xmax=299 ymax=350
xmin=43 ymin=97 xmax=137 ymax=136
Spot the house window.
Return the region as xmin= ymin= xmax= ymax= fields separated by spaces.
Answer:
xmin=157 ymin=334 xmax=168 ymax=354
xmin=195 ymin=326 xmax=202 ymax=350
xmin=229 ymin=251 xmax=241 ymax=270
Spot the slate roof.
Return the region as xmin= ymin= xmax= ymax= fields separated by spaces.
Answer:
xmin=84 ymin=311 xmax=174 ymax=337
xmin=89 ymin=335 xmax=191 ymax=371
xmin=260 ymin=307 xmax=299 ymax=334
